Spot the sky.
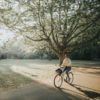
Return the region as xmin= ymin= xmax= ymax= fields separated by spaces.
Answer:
xmin=0 ymin=29 xmax=15 ymax=46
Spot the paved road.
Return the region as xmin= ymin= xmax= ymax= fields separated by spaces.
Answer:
xmin=0 ymin=59 xmax=100 ymax=100
xmin=0 ymin=82 xmax=87 ymax=100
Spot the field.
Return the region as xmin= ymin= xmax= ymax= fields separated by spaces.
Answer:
xmin=0 ymin=59 xmax=100 ymax=99
xmin=0 ymin=59 xmax=59 ymax=92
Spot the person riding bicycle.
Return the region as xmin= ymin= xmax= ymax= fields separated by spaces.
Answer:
xmin=60 ymin=54 xmax=71 ymax=79
xmin=54 ymin=55 xmax=73 ymax=87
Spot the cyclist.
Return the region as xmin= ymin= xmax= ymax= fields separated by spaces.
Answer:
xmin=60 ymin=54 xmax=71 ymax=80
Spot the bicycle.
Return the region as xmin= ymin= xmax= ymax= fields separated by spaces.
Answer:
xmin=54 ymin=67 xmax=74 ymax=88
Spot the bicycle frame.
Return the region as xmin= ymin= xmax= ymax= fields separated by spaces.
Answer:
xmin=60 ymin=70 xmax=66 ymax=80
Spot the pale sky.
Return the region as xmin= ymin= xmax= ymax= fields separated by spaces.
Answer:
xmin=0 ymin=29 xmax=15 ymax=45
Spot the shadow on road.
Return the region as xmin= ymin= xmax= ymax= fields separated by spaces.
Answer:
xmin=0 ymin=81 xmax=86 ymax=100
xmin=57 ymin=83 xmax=100 ymax=100
xmin=62 ymin=83 xmax=100 ymax=99
xmin=57 ymin=87 xmax=89 ymax=99
xmin=71 ymin=84 xmax=100 ymax=99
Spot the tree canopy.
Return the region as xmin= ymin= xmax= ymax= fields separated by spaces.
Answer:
xmin=0 ymin=0 xmax=100 ymax=64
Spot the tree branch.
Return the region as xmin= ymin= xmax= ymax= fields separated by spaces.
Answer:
xmin=64 ymin=30 xmax=100 ymax=52
xmin=25 ymin=35 xmax=48 ymax=42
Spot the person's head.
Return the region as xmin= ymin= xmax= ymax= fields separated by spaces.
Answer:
xmin=64 ymin=54 xmax=68 ymax=58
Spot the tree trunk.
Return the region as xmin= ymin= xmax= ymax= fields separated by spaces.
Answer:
xmin=48 ymin=43 xmax=66 ymax=66
xmin=58 ymin=53 xmax=65 ymax=66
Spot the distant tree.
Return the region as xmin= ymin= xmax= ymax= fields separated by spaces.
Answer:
xmin=70 ymin=37 xmax=100 ymax=60
xmin=0 ymin=0 xmax=100 ymax=64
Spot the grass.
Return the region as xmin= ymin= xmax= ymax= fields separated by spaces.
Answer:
xmin=0 ymin=62 xmax=34 ymax=91
xmin=0 ymin=59 xmax=59 ymax=91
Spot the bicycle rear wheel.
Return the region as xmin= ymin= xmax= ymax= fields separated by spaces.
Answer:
xmin=66 ymin=72 xmax=74 ymax=84
xmin=54 ymin=74 xmax=63 ymax=88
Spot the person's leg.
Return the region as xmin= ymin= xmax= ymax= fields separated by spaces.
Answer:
xmin=62 ymin=66 xmax=67 ymax=73
xmin=66 ymin=67 xmax=71 ymax=79
xmin=66 ymin=69 xmax=69 ymax=79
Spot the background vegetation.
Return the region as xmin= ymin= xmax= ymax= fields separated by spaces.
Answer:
xmin=0 ymin=37 xmax=100 ymax=60
xmin=0 ymin=0 xmax=100 ymax=61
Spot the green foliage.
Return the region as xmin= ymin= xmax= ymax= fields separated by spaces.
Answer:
xmin=0 ymin=0 xmax=100 ymax=61
xmin=70 ymin=38 xmax=100 ymax=60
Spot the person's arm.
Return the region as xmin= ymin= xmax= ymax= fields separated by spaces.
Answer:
xmin=60 ymin=59 xmax=65 ymax=68
xmin=60 ymin=64 xmax=63 ymax=68
xmin=67 ymin=58 xmax=71 ymax=66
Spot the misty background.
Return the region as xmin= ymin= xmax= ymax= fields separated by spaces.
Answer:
xmin=0 ymin=30 xmax=100 ymax=60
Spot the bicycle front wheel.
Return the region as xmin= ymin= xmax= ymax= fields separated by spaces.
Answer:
xmin=54 ymin=74 xmax=63 ymax=88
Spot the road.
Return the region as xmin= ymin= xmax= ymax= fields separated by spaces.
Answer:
xmin=0 ymin=59 xmax=100 ymax=100
xmin=0 ymin=81 xmax=88 ymax=100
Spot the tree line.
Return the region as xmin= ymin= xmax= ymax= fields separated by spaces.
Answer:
xmin=0 ymin=38 xmax=100 ymax=60
xmin=0 ymin=0 xmax=100 ymax=63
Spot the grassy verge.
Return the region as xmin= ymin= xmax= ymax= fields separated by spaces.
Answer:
xmin=0 ymin=64 xmax=34 ymax=92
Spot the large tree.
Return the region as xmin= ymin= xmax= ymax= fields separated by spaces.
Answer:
xmin=0 ymin=0 xmax=100 ymax=64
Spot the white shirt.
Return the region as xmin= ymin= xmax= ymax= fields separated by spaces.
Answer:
xmin=61 ymin=58 xmax=71 ymax=67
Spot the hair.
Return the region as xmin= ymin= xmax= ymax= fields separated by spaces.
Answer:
xmin=64 ymin=54 xmax=68 ymax=58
